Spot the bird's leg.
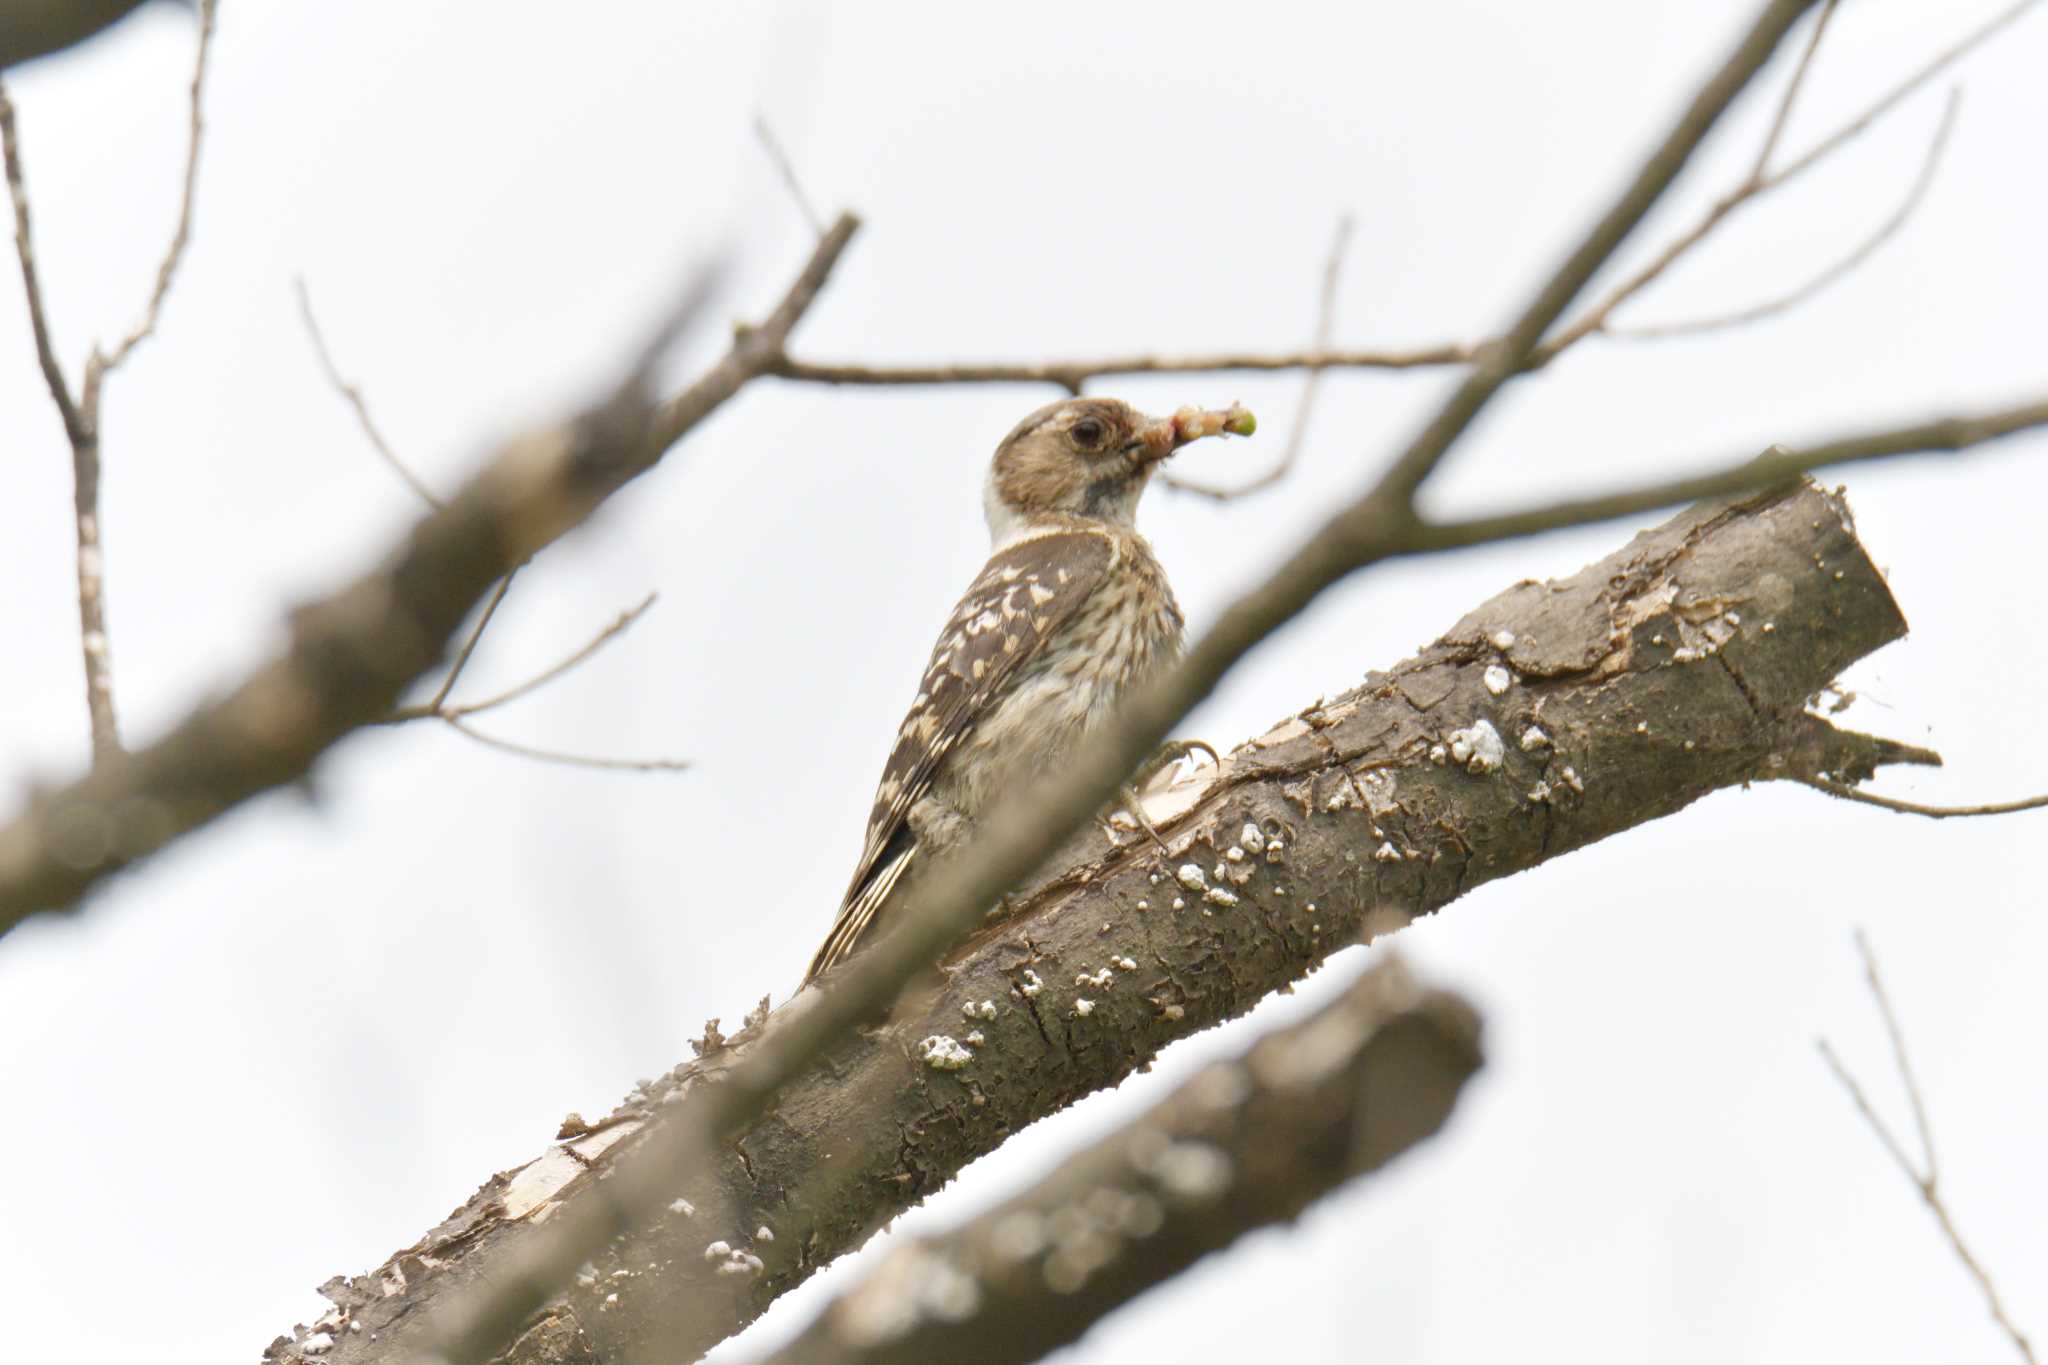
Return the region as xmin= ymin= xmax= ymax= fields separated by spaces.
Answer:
xmin=1100 ymin=740 xmax=1221 ymax=852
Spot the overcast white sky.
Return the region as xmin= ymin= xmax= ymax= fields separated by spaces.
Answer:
xmin=1 ymin=2 xmax=2043 ymax=1361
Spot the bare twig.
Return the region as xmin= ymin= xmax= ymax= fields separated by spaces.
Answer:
xmin=296 ymin=276 xmax=444 ymax=509
xmin=1615 ymin=89 xmax=1959 ymax=341
xmin=0 ymin=82 xmax=83 ymax=443
xmin=767 ymin=341 xmax=1475 ymax=391
xmin=428 ymin=569 xmax=518 ymax=711
xmin=1161 ymin=213 xmax=1355 ymax=501
xmin=0 ymin=0 xmax=219 ymax=763
xmin=754 ymin=113 xmax=824 ymax=238
xmin=1818 ymin=933 xmax=2037 ymax=1363
xmin=1796 ymin=774 xmax=2048 ymax=820
xmin=442 ymin=718 xmax=689 ymax=774
xmin=93 ymin=0 xmax=216 ymax=376
xmin=1748 ymin=0 xmax=1837 ymax=179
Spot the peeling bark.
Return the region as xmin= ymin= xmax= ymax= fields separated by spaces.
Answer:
xmin=265 ymin=480 xmax=1931 ymax=1365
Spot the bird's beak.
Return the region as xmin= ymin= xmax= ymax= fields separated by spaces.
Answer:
xmin=1127 ymin=403 xmax=1257 ymax=465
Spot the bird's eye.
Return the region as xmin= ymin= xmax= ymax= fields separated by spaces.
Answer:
xmin=1070 ymin=416 xmax=1107 ymax=449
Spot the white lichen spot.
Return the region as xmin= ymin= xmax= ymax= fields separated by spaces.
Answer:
xmin=1528 ymin=782 xmax=1551 ymax=803
xmin=668 ymin=1197 xmax=695 ymax=1217
xmin=1762 ymin=621 xmax=1776 ymax=633
xmin=1520 ymin=725 xmax=1550 ymax=752
xmin=918 ymin=1035 xmax=974 ymax=1070
xmin=1264 ymin=840 xmax=1284 ymax=857
xmin=1445 ymin=719 xmax=1504 ymax=774
xmin=1074 ymin=998 xmax=1096 ymax=1017
xmin=1635 ymin=721 xmax=1649 ymax=734
xmin=1490 ymin=628 xmax=1517 ymax=650
xmin=605 ymin=1292 xmax=620 ymax=1304
xmin=704 ymin=1240 xmax=732 ymax=1261
xmin=1170 ymin=897 xmax=1186 ymax=910
xmin=1724 ymin=611 xmax=1741 ymax=626
xmin=716 ymin=1254 xmax=764 ymax=1277
xmin=1213 ymin=861 xmax=1227 ymax=879
xmin=1430 ymin=742 xmax=1448 ymax=765
xmin=1651 ymin=633 xmax=1665 ymax=645
xmin=1239 ymin=823 xmax=1266 ymax=854
xmin=1204 ymin=887 xmax=1239 ymax=908
xmin=962 ymin=1000 xmax=998 ymax=1021
xmin=302 ymin=1333 xmax=334 ymax=1356
xmin=1560 ymin=765 xmax=1584 ymax=793
xmin=1305 ymin=903 xmax=1317 ymax=913
xmin=1148 ymin=872 xmax=1162 ymax=885
xmin=1135 ymin=899 xmax=1149 ymax=910
xmin=1683 ymin=739 xmax=1696 ymax=751
xmin=1019 ymin=969 xmax=1044 ymax=998
xmin=1176 ymin=863 xmax=1207 ymax=892
xmin=1075 ymin=967 xmax=1113 ymax=988
xmin=1374 ymin=841 xmax=1401 ymax=862
xmin=1672 ymin=646 xmax=1699 ymax=662
xmin=1225 ymin=845 xmax=1246 ymax=863
xmin=757 ymin=1226 xmax=775 ymax=1243
xmin=1483 ymin=664 xmax=1513 ymax=696
xmin=964 ymin=1030 xmax=985 ymax=1047
xmin=1162 ymin=1003 xmax=1185 ymax=1021
xmin=1114 ymin=956 xmax=1138 ymax=971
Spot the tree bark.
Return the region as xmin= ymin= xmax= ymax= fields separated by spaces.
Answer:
xmin=264 ymin=479 xmax=1932 ymax=1365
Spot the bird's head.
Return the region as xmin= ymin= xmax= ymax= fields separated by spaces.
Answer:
xmin=982 ymin=397 xmax=1255 ymax=544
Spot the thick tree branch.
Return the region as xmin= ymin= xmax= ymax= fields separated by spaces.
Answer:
xmin=763 ymin=956 xmax=1482 ymax=1365
xmin=265 ymin=479 xmax=1931 ymax=1364
xmin=0 ymin=216 xmax=859 ymax=931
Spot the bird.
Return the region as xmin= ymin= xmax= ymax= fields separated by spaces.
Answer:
xmin=803 ymin=396 xmax=1254 ymax=985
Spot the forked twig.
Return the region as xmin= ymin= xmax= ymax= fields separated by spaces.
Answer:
xmin=0 ymin=0 xmax=220 ymax=763
xmin=1817 ymin=932 xmax=2036 ymax=1363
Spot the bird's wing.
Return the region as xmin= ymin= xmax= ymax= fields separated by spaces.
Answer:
xmin=807 ymin=529 xmax=1115 ymax=980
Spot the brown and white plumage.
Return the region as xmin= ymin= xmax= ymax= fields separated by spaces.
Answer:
xmin=805 ymin=396 xmax=1252 ymax=984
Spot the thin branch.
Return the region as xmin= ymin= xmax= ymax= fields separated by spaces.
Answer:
xmin=1537 ymin=0 xmax=2034 ymax=360
xmin=767 ymin=341 xmax=1475 ymax=391
xmin=1796 ymin=774 xmax=2048 ymax=820
xmin=93 ymin=0 xmax=216 ymax=376
xmin=428 ymin=569 xmax=518 ymax=711
xmin=1818 ymin=935 xmax=2037 ymax=1364
xmin=1749 ymin=0 xmax=1838 ymax=179
xmin=1615 ymin=89 xmax=1959 ymax=341
xmin=1768 ymin=0 xmax=2040 ymax=189
xmin=1395 ymin=394 xmax=2048 ymax=554
xmin=295 ymin=275 xmax=444 ymax=509
xmin=754 ymin=113 xmax=824 ymax=239
xmin=1161 ymin=213 xmax=1355 ymax=501
xmin=0 ymin=80 xmax=83 ymax=444
xmin=441 ymin=717 xmax=689 ymax=774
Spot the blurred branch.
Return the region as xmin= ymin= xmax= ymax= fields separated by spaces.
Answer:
xmin=0 ymin=216 xmax=855 ymax=929
xmin=0 ymin=0 xmax=152 ymax=71
xmin=762 ymin=957 xmax=1482 ymax=1365
xmin=1818 ymin=932 xmax=2037 ymax=1364
xmin=1159 ymin=213 xmax=1354 ymax=501
xmin=0 ymin=0 xmax=217 ymax=764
